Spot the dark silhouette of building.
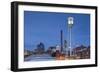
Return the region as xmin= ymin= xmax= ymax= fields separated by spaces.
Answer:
xmin=47 ymin=47 xmax=56 ymax=54
xmin=35 ymin=42 xmax=45 ymax=54
xmin=60 ymin=30 xmax=63 ymax=52
xmin=73 ymin=45 xmax=90 ymax=59
xmin=24 ymin=49 xmax=33 ymax=58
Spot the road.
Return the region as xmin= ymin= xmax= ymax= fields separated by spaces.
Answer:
xmin=24 ymin=54 xmax=55 ymax=61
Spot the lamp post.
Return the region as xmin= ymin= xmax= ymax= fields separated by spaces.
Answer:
xmin=68 ymin=17 xmax=74 ymax=57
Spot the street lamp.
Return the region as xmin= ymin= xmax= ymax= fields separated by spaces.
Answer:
xmin=68 ymin=17 xmax=74 ymax=57
xmin=68 ymin=17 xmax=74 ymax=28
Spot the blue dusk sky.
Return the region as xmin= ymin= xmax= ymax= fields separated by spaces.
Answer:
xmin=24 ymin=11 xmax=90 ymax=51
